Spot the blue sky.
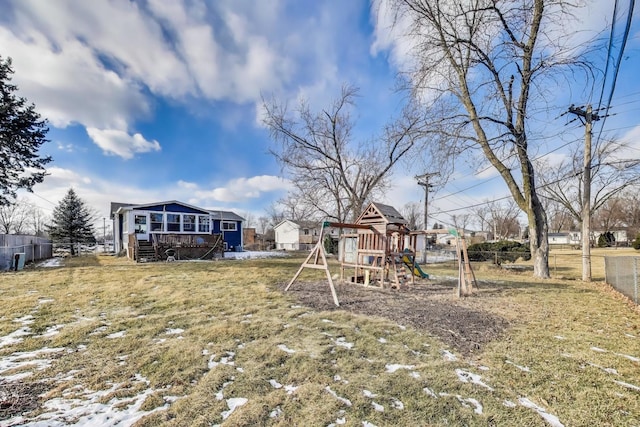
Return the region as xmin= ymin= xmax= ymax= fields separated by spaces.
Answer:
xmin=1 ymin=0 xmax=639 ymax=230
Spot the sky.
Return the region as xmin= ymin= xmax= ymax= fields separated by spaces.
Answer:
xmin=1 ymin=0 xmax=639 ymax=232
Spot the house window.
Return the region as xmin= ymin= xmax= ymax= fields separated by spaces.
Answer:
xmin=304 ymin=229 xmax=310 ymax=235
xmin=198 ymin=215 xmax=210 ymax=233
xmin=134 ymin=215 xmax=147 ymax=234
xmin=167 ymin=214 xmax=181 ymax=232
xmin=222 ymin=221 xmax=237 ymax=231
xmin=150 ymin=213 xmax=164 ymax=232
xmin=183 ymin=215 xmax=195 ymax=232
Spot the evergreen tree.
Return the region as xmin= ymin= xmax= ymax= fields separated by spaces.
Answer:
xmin=0 ymin=56 xmax=51 ymax=206
xmin=47 ymin=189 xmax=95 ymax=255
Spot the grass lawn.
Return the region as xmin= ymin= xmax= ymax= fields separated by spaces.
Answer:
xmin=1 ymin=250 xmax=639 ymax=426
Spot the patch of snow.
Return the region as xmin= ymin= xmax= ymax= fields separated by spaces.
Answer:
xmin=0 ymin=327 xmax=31 ymax=348
xmin=221 ymin=397 xmax=248 ymax=420
xmin=423 ymin=387 xmax=437 ymax=398
xmin=269 ymin=406 xmax=283 ymax=418
xmin=363 ymin=390 xmax=377 ymax=398
xmin=372 ymin=401 xmax=384 ymax=412
xmin=325 ymin=386 xmax=352 ymax=406
xmin=397 ymin=325 xmax=406 ymax=330
xmin=506 ymin=360 xmax=530 ymax=372
xmin=335 ymin=417 xmax=346 ymax=425
xmin=5 ymin=374 xmax=170 ymax=426
xmin=410 ymin=371 xmax=420 ymax=379
xmin=624 ymin=333 xmax=635 ymax=338
xmin=554 ymin=336 xmax=566 ymax=340
xmin=503 ymin=400 xmax=517 ymax=408
xmin=39 ymin=324 xmax=64 ymax=338
xmin=106 ymin=330 xmax=126 ymax=339
xmin=385 ymin=364 xmax=415 ymax=373
xmin=13 ymin=315 xmax=35 ymax=325
xmin=455 ymin=369 xmax=494 ymax=391
xmin=377 ymin=337 xmax=387 ymax=344
xmin=615 ymin=353 xmax=640 ymax=363
xmin=284 ymin=385 xmax=298 ymax=395
xmin=519 ymin=397 xmax=565 ymax=427
xmin=590 ymin=346 xmax=607 ymax=353
xmin=441 ymin=349 xmax=458 ymax=361
xmin=362 ymin=421 xmax=378 ymax=427
xmin=587 ymin=363 xmax=618 ymax=375
xmin=321 ymin=318 xmax=335 ymax=323
xmin=269 ymin=379 xmax=283 ymax=389
xmin=614 ymin=380 xmax=640 ymax=391
xmin=38 ymin=298 xmax=55 ymax=304
xmin=38 ymin=258 xmax=64 ymax=268
xmin=392 ymin=399 xmax=404 ymax=410
xmin=455 ymin=396 xmax=483 ymax=414
xmin=278 ymin=344 xmax=296 ymax=354
xmin=335 ymin=337 xmax=354 ymax=349
xmin=165 ymin=328 xmax=184 ymax=335
xmin=224 ymin=251 xmax=289 ymax=260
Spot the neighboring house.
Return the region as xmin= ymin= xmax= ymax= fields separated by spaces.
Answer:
xmin=593 ymin=229 xmax=628 ymax=245
xmin=274 ymin=220 xmax=323 ymax=250
xmin=111 ymin=200 xmax=244 ymax=258
xmin=548 ymin=232 xmax=581 ymax=246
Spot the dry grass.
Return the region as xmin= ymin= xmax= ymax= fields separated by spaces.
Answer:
xmin=0 ymin=251 xmax=639 ymax=426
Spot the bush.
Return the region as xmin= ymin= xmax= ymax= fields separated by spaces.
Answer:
xmin=633 ymin=234 xmax=640 ymax=250
xmin=597 ymin=231 xmax=615 ymax=248
xmin=467 ymin=240 xmax=531 ymax=264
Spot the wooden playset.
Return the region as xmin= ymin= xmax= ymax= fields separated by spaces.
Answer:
xmin=285 ymin=202 xmax=475 ymax=306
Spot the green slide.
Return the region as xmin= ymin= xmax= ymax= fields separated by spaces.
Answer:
xmin=402 ymin=250 xmax=429 ymax=279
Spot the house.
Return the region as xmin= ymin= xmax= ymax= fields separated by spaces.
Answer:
xmin=273 ymin=220 xmax=322 ymax=250
xmin=110 ymin=201 xmax=244 ymax=260
xmin=548 ymin=232 xmax=580 ymax=246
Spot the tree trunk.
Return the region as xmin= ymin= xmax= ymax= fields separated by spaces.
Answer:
xmin=528 ymin=193 xmax=550 ymax=278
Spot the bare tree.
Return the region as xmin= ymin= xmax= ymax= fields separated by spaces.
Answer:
xmin=401 ymin=201 xmax=423 ymax=230
xmin=241 ymin=211 xmax=256 ymax=229
xmin=450 ymin=213 xmax=472 ymax=232
xmin=0 ymin=198 xmax=32 ymax=234
xmin=386 ymin=0 xmax=593 ymax=277
xmin=263 ymin=84 xmax=424 ymax=223
xmin=539 ymin=138 xmax=640 ymax=235
xmin=472 ymin=200 xmax=520 ymax=239
xmin=542 ymin=197 xmax=578 ymax=233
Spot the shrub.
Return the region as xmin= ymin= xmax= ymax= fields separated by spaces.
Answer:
xmin=467 ymin=240 xmax=531 ymax=264
xmin=597 ymin=231 xmax=615 ymax=248
xmin=633 ymin=234 xmax=640 ymax=250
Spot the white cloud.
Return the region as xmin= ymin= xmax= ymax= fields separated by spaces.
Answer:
xmin=86 ymin=128 xmax=161 ymax=160
xmin=0 ymin=27 xmax=148 ymax=130
xmin=192 ymin=175 xmax=292 ymax=203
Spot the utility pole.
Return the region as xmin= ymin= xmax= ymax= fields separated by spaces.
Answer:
xmin=568 ymin=104 xmax=600 ymax=282
xmin=416 ymin=172 xmax=438 ymax=263
xmin=103 ymin=217 xmax=106 ymax=253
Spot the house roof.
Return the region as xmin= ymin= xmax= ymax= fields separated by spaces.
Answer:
xmin=110 ymin=200 xmax=244 ymax=221
xmin=273 ymin=219 xmax=321 ymax=230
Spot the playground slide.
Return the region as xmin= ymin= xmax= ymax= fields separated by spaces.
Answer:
xmin=402 ymin=253 xmax=429 ymax=279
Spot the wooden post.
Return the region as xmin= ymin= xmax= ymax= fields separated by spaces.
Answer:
xmin=285 ymin=227 xmax=339 ymax=306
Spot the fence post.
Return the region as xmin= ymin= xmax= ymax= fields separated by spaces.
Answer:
xmin=634 ymin=258 xmax=638 ymax=305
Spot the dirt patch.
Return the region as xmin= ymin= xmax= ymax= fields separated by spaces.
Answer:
xmin=0 ymin=380 xmax=49 ymax=421
xmin=279 ymin=279 xmax=509 ymax=357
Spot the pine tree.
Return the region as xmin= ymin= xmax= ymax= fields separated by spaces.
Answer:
xmin=0 ymin=55 xmax=51 ymax=206
xmin=47 ymin=189 xmax=96 ymax=255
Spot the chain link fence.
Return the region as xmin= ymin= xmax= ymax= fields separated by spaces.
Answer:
xmin=604 ymin=256 xmax=639 ymax=305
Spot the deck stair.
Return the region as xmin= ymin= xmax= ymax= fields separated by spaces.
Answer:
xmin=136 ymin=240 xmax=156 ymax=262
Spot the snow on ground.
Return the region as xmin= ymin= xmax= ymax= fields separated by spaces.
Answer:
xmin=224 ymin=251 xmax=289 ymax=260
xmin=37 ymin=258 xmax=64 ymax=268
xmin=2 ymin=363 xmax=173 ymax=427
